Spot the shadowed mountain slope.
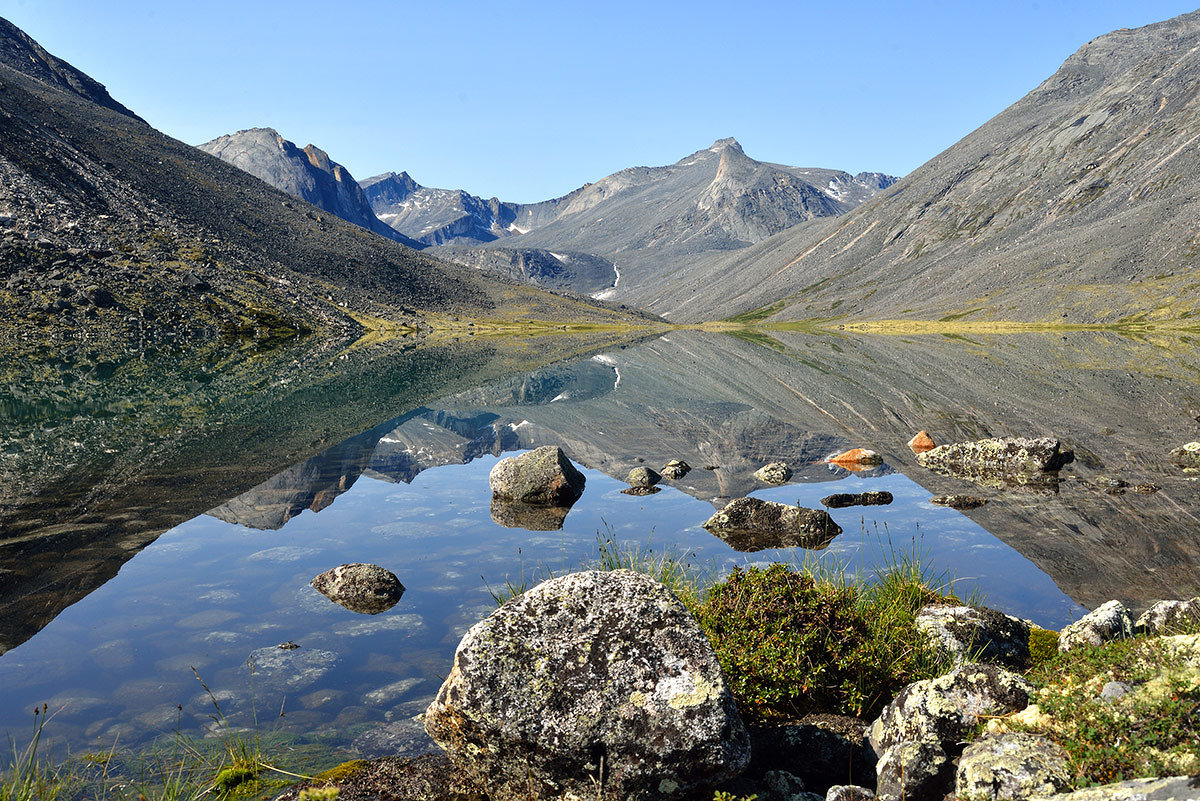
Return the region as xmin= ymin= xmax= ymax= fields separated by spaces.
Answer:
xmin=642 ymin=11 xmax=1200 ymax=322
xmin=198 ymin=128 xmax=421 ymax=246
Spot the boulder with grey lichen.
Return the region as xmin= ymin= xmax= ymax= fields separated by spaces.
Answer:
xmin=955 ymin=732 xmax=1071 ymax=801
xmin=703 ymin=497 xmax=842 ymax=552
xmin=754 ymin=461 xmax=793 ymax=484
xmin=914 ymin=605 xmax=1031 ymax=670
xmin=488 ymin=445 xmax=585 ymax=506
xmin=627 ymin=466 xmax=663 ymax=488
xmin=1030 ymin=775 xmax=1200 ymax=801
xmin=1058 ymin=600 xmax=1134 ymax=652
xmin=424 ymin=570 xmax=750 ymax=800
xmin=1135 ymin=598 xmax=1200 ymax=635
xmin=311 ymin=563 xmax=405 ymax=615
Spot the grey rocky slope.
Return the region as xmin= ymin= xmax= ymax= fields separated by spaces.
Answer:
xmin=0 ymin=16 xmax=645 ymax=356
xmin=643 ymin=10 xmax=1200 ymax=322
xmin=364 ymin=139 xmax=893 ymax=299
xmin=199 ymin=128 xmax=420 ymax=246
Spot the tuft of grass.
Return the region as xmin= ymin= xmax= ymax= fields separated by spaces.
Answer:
xmin=0 ymin=705 xmax=72 ymax=801
xmin=590 ymin=534 xmax=711 ymax=611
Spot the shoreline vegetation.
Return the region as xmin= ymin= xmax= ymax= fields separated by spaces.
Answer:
xmin=7 ymin=535 xmax=1198 ymax=801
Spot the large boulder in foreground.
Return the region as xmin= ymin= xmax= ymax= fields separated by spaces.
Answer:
xmin=489 ymin=446 xmax=585 ymax=506
xmin=424 ymin=570 xmax=750 ymax=801
xmin=955 ymin=732 xmax=1070 ymax=801
xmin=1031 ymin=776 xmax=1200 ymax=801
xmin=703 ymin=497 xmax=842 ymax=552
xmin=311 ymin=563 xmax=405 ymax=614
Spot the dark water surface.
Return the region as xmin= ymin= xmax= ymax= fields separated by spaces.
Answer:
xmin=2 ymin=329 xmax=1199 ymax=755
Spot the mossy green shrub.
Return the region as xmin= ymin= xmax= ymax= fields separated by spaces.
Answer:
xmin=694 ymin=563 xmax=951 ymax=720
xmin=1019 ymin=634 xmax=1200 ymax=785
xmin=1028 ymin=627 xmax=1060 ymax=667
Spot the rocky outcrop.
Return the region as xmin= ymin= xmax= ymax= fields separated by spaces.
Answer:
xmin=488 ymin=445 xmax=585 ymax=506
xmin=917 ymin=437 xmax=1074 ymax=487
xmin=1058 ymin=600 xmax=1134 ymax=651
xmin=955 ymin=732 xmax=1071 ymax=800
xmin=703 ymin=497 xmax=842 ymax=552
xmin=754 ymin=462 xmax=793 ymax=484
xmin=310 ymin=563 xmax=405 ymax=615
xmin=914 ymin=605 xmax=1031 ymax=670
xmin=424 ymin=570 xmax=750 ymax=800
xmin=870 ymin=664 xmax=1032 ymax=801
xmin=1136 ymin=598 xmax=1200 ymax=634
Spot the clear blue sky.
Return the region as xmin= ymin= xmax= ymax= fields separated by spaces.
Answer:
xmin=3 ymin=1 xmax=1197 ymax=202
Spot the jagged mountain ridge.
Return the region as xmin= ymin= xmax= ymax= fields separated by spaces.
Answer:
xmin=198 ymin=128 xmax=420 ymax=247
xmin=639 ymin=10 xmax=1200 ymax=322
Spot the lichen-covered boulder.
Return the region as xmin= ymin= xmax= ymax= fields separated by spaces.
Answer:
xmin=1058 ymin=600 xmax=1134 ymax=652
xmin=627 ymin=466 xmax=663 ymax=488
xmin=914 ymin=605 xmax=1031 ymax=670
xmin=489 ymin=446 xmax=585 ymax=505
xmin=311 ymin=563 xmax=405 ymax=615
xmin=703 ymin=497 xmax=842 ymax=552
xmin=747 ymin=715 xmax=875 ymax=794
xmin=1135 ymin=598 xmax=1200 ymax=635
xmin=661 ymin=459 xmax=691 ymax=480
xmin=1030 ymin=775 xmax=1200 ymax=801
xmin=875 ymin=739 xmax=952 ymax=801
xmin=955 ymin=732 xmax=1070 ymax=801
xmin=424 ymin=570 xmax=750 ymax=801
xmin=870 ymin=663 xmax=1032 ymax=754
xmin=917 ymin=437 xmax=1073 ymax=474
xmin=754 ymin=462 xmax=793 ymax=484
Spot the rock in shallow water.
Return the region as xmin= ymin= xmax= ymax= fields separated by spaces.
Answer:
xmin=754 ymin=461 xmax=793 ymax=484
xmin=488 ymin=445 xmax=585 ymax=505
xmin=311 ymin=563 xmax=405 ymax=614
xmin=917 ymin=436 xmax=1073 ymax=480
xmin=627 ymin=466 xmax=663 ymax=488
xmin=424 ymin=570 xmax=750 ymax=801
xmin=703 ymin=497 xmax=842 ymax=552
xmin=660 ymin=459 xmax=691 ymax=480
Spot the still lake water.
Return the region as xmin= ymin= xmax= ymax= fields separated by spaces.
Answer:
xmin=2 ymin=328 xmax=1199 ymax=756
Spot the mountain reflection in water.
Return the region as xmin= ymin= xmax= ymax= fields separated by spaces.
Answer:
xmin=2 ymin=329 xmax=1200 ymax=754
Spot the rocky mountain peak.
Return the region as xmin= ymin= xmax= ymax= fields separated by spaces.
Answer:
xmin=302 ymin=143 xmax=334 ymax=174
xmin=709 ymin=137 xmax=743 ymax=153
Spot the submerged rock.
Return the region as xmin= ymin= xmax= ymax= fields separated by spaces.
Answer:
xmin=1168 ymin=441 xmax=1200 ymax=469
xmin=916 ymin=437 xmax=1073 ymax=488
xmin=489 ymin=445 xmax=585 ymax=506
xmin=955 ymin=732 xmax=1070 ymax=801
xmin=1135 ymin=598 xmax=1200 ymax=634
xmin=311 ymin=563 xmax=405 ymax=615
xmin=424 ymin=570 xmax=750 ymax=801
xmin=821 ymin=491 xmax=893 ymax=509
xmin=930 ymin=494 xmax=988 ymax=509
xmin=627 ymin=466 xmax=663 ymax=488
xmin=703 ymin=497 xmax=842 ymax=552
xmin=1058 ymin=600 xmax=1134 ymax=652
xmin=908 ymin=431 xmax=936 ymax=454
xmin=661 ymin=459 xmax=691 ymax=480
xmin=914 ymin=605 xmax=1031 ymax=670
xmin=754 ymin=461 xmax=793 ymax=484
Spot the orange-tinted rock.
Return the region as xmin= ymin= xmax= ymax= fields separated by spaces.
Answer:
xmin=828 ymin=448 xmax=883 ymax=466
xmin=908 ymin=430 xmax=936 ymax=454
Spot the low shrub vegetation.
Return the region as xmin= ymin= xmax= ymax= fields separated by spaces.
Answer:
xmin=694 ymin=561 xmax=954 ymax=720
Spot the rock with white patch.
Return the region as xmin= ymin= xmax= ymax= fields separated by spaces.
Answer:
xmin=1058 ymin=600 xmax=1134 ymax=652
xmin=424 ymin=570 xmax=750 ymax=800
xmin=754 ymin=461 xmax=793 ymax=484
xmin=914 ymin=605 xmax=1031 ymax=670
xmin=1135 ymin=598 xmax=1200 ymax=635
